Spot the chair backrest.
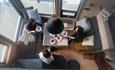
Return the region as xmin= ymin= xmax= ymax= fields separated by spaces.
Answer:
xmin=27 ymin=9 xmax=41 ymax=24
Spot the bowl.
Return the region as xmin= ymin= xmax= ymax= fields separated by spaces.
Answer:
xmin=50 ymin=38 xmax=56 ymax=44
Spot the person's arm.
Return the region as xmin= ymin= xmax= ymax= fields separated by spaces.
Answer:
xmin=64 ymin=35 xmax=75 ymax=39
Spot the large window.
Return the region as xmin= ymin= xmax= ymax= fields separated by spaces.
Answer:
xmin=0 ymin=0 xmax=20 ymax=41
xmin=61 ymin=0 xmax=81 ymax=18
xmin=21 ymin=0 xmax=55 ymax=15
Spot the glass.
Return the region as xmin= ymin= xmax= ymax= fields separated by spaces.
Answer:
xmin=0 ymin=1 xmax=20 ymax=41
xmin=21 ymin=0 xmax=55 ymax=15
xmin=62 ymin=0 xmax=81 ymax=11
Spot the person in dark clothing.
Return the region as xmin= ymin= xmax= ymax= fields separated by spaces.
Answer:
xmin=65 ymin=26 xmax=85 ymax=44
xmin=26 ymin=18 xmax=43 ymax=40
xmin=39 ymin=49 xmax=66 ymax=69
xmin=39 ymin=49 xmax=54 ymax=64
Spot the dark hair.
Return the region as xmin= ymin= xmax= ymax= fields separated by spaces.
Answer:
xmin=74 ymin=26 xmax=83 ymax=33
xmin=26 ymin=18 xmax=36 ymax=31
xmin=43 ymin=50 xmax=51 ymax=58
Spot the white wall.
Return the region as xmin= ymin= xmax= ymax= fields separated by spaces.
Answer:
xmin=0 ymin=3 xmax=20 ymax=41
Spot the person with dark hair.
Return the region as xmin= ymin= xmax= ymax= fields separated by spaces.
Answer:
xmin=26 ymin=18 xmax=43 ymax=40
xmin=19 ymin=18 xmax=39 ymax=44
xmin=26 ymin=18 xmax=37 ymax=31
xmin=38 ymin=49 xmax=67 ymax=69
xmin=17 ymin=19 xmax=38 ymax=58
xmin=65 ymin=26 xmax=85 ymax=44
xmin=39 ymin=49 xmax=54 ymax=64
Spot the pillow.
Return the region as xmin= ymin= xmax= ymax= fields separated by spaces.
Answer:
xmin=27 ymin=9 xmax=41 ymax=23
xmin=76 ymin=18 xmax=91 ymax=32
xmin=82 ymin=35 xmax=94 ymax=46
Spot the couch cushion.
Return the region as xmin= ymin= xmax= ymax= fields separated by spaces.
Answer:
xmin=27 ymin=9 xmax=41 ymax=24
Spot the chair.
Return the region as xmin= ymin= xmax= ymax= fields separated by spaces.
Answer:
xmin=67 ymin=59 xmax=80 ymax=70
xmin=75 ymin=17 xmax=91 ymax=32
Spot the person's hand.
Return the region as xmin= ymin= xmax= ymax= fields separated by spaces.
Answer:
xmin=64 ymin=35 xmax=69 ymax=38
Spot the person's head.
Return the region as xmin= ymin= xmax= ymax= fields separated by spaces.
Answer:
xmin=43 ymin=49 xmax=52 ymax=58
xmin=26 ymin=18 xmax=37 ymax=31
xmin=39 ymin=49 xmax=54 ymax=64
xmin=74 ymin=26 xmax=83 ymax=33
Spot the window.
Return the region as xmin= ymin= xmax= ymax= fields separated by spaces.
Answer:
xmin=61 ymin=0 xmax=81 ymax=18
xmin=0 ymin=44 xmax=8 ymax=63
xmin=0 ymin=1 xmax=20 ymax=41
xmin=21 ymin=0 xmax=55 ymax=15
xmin=62 ymin=0 xmax=81 ymax=11
xmin=63 ymin=12 xmax=75 ymax=16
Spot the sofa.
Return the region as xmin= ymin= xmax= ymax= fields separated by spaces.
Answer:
xmin=75 ymin=17 xmax=102 ymax=52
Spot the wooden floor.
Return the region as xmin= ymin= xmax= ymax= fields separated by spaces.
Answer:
xmin=36 ymin=40 xmax=99 ymax=70
xmin=54 ymin=48 xmax=99 ymax=70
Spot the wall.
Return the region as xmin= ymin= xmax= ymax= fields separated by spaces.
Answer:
xmin=79 ymin=0 xmax=115 ymax=19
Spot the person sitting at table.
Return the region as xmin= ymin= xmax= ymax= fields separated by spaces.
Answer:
xmin=39 ymin=49 xmax=66 ymax=69
xmin=18 ymin=18 xmax=38 ymax=45
xmin=17 ymin=18 xmax=43 ymax=58
xmin=39 ymin=49 xmax=54 ymax=64
xmin=65 ymin=26 xmax=85 ymax=44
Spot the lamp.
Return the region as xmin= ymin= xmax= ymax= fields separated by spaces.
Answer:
xmin=46 ymin=18 xmax=64 ymax=34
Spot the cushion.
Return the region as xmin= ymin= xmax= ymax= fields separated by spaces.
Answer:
xmin=76 ymin=18 xmax=91 ymax=32
xmin=82 ymin=35 xmax=94 ymax=46
xmin=27 ymin=9 xmax=41 ymax=23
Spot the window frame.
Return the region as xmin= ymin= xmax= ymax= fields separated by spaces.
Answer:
xmin=60 ymin=0 xmax=82 ymax=18
xmin=21 ymin=0 xmax=56 ymax=16
xmin=0 ymin=34 xmax=16 ymax=65
xmin=0 ymin=43 xmax=9 ymax=64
